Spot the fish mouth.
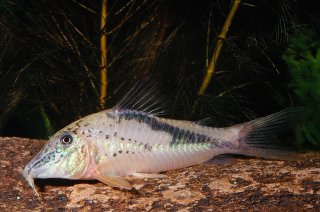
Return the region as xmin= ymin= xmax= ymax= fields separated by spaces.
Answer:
xmin=23 ymin=165 xmax=40 ymax=197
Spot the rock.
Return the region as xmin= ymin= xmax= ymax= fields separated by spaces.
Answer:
xmin=0 ymin=137 xmax=319 ymax=211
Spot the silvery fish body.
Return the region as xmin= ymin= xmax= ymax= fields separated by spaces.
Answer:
xmin=64 ymin=109 xmax=239 ymax=176
xmin=23 ymin=85 xmax=299 ymax=196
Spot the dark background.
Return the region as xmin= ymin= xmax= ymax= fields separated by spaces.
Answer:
xmin=0 ymin=0 xmax=319 ymax=148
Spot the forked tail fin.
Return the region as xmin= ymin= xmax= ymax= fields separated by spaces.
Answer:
xmin=236 ymin=108 xmax=304 ymax=160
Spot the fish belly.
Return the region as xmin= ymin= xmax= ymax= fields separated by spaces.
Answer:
xmin=102 ymin=146 xmax=221 ymax=176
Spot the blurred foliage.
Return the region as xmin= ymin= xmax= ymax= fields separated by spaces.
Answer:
xmin=0 ymin=0 xmax=317 ymax=148
xmin=283 ymin=27 xmax=320 ymax=148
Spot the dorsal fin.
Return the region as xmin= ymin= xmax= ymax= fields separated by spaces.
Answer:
xmin=113 ymin=81 xmax=170 ymax=116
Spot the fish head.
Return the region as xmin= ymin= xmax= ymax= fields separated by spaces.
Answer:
xmin=23 ymin=124 xmax=90 ymax=196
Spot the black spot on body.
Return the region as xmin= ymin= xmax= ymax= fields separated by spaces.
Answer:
xmin=114 ymin=132 xmax=118 ymax=137
xmin=144 ymin=143 xmax=152 ymax=151
xmin=113 ymin=153 xmax=117 ymax=157
xmin=121 ymin=137 xmax=125 ymax=140
xmin=105 ymin=135 xmax=109 ymax=139
xmin=106 ymin=113 xmax=114 ymax=119
xmin=117 ymin=117 xmax=122 ymax=124
xmin=118 ymin=150 xmax=122 ymax=154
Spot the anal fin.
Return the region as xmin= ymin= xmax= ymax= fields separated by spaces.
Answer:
xmin=93 ymin=172 xmax=132 ymax=190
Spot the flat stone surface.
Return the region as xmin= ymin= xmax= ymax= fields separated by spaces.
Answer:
xmin=0 ymin=137 xmax=319 ymax=211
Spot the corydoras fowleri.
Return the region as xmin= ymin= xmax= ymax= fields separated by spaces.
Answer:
xmin=23 ymin=83 xmax=301 ymax=197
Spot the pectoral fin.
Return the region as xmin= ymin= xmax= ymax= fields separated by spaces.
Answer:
xmin=132 ymin=173 xmax=166 ymax=178
xmin=93 ymin=172 xmax=132 ymax=190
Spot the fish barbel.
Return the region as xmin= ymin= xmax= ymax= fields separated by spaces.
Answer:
xmin=23 ymin=85 xmax=300 ymax=196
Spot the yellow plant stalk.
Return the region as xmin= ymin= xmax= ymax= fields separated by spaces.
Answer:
xmin=100 ymin=0 xmax=107 ymax=109
xmin=198 ymin=0 xmax=241 ymax=95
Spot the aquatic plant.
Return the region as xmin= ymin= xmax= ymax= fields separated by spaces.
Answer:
xmin=284 ymin=27 xmax=320 ymax=147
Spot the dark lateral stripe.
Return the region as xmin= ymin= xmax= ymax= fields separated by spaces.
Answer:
xmin=107 ymin=109 xmax=216 ymax=145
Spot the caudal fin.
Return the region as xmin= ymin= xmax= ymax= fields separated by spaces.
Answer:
xmin=236 ymin=108 xmax=303 ymax=160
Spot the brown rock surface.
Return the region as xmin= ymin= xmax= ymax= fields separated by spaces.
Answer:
xmin=0 ymin=137 xmax=319 ymax=211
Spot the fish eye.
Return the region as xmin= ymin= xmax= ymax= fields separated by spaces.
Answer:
xmin=60 ymin=134 xmax=73 ymax=146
